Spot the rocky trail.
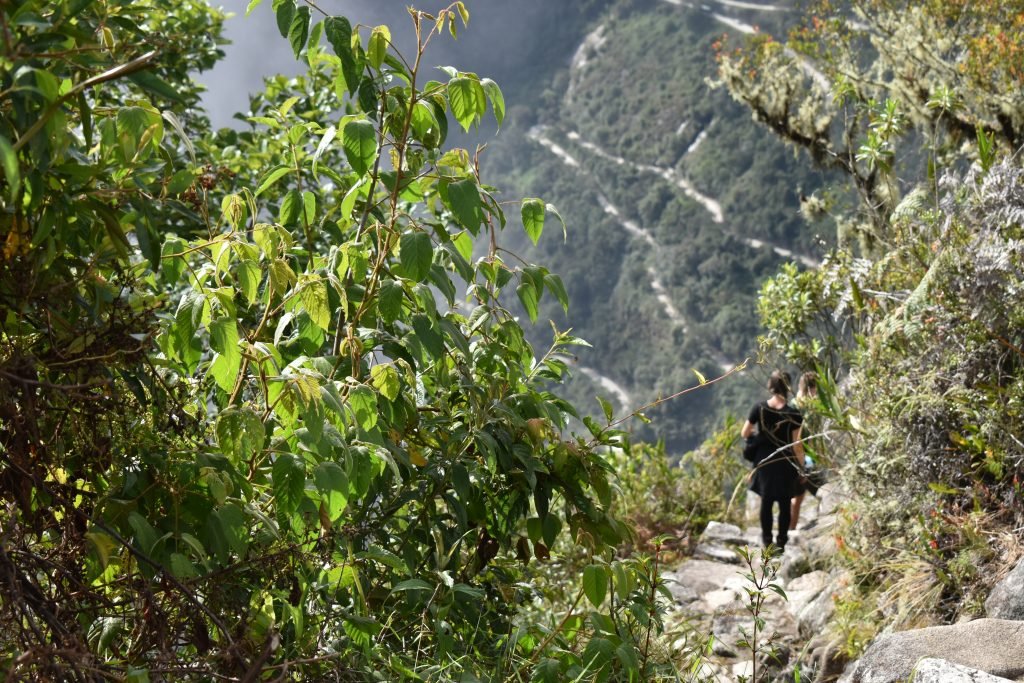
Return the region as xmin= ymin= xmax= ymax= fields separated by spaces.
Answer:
xmin=662 ymin=483 xmax=847 ymax=681
xmin=664 ymin=483 xmax=1024 ymax=682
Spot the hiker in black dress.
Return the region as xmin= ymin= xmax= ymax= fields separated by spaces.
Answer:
xmin=740 ymin=371 xmax=805 ymax=551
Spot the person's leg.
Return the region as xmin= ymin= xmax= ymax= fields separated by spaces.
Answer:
xmin=790 ymin=493 xmax=805 ymax=530
xmin=759 ymin=495 xmax=774 ymax=546
xmin=777 ymin=496 xmax=792 ymax=548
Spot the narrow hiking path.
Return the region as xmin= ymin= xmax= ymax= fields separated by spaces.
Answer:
xmin=662 ymin=483 xmax=844 ymax=681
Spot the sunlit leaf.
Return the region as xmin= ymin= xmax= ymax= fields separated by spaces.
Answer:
xmin=216 ymin=407 xmax=266 ymax=464
xmin=521 ymin=198 xmax=544 ymax=245
xmin=399 ymin=231 xmax=433 ymax=282
xmin=342 ymin=118 xmax=377 ymax=176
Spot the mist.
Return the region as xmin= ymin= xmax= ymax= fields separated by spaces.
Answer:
xmin=198 ymin=0 xmax=571 ymax=128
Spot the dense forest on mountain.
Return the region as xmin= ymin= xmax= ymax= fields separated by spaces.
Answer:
xmin=480 ymin=0 xmax=834 ymax=450
xmin=3 ymin=0 xmax=1024 ymax=681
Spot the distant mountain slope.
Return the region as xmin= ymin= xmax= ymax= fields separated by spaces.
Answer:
xmin=484 ymin=0 xmax=831 ymax=450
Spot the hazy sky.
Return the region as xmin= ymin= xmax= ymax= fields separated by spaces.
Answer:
xmin=198 ymin=0 xmax=560 ymax=128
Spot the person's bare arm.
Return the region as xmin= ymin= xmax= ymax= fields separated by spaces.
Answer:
xmin=791 ymin=425 xmax=805 ymax=460
xmin=741 ymin=420 xmax=755 ymax=439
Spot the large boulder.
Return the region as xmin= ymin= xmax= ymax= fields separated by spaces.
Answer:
xmin=842 ymin=619 xmax=1024 ymax=683
xmin=911 ymin=658 xmax=1015 ymax=682
xmin=985 ymin=557 xmax=1024 ymax=621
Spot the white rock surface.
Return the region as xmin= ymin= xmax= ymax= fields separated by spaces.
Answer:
xmin=843 ymin=619 xmax=1024 ymax=683
xmin=911 ymin=658 xmax=1016 ymax=683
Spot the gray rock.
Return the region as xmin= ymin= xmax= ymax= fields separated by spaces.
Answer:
xmin=816 ymin=482 xmax=846 ymax=516
xmin=801 ymin=527 xmax=838 ymax=564
xmin=711 ymin=612 xmax=751 ymax=657
xmin=786 ymin=570 xmax=829 ymax=617
xmin=702 ymin=520 xmax=754 ymax=546
xmin=806 ymin=634 xmax=850 ymax=682
xmin=985 ymin=557 xmax=1024 ymax=621
xmin=845 ymin=619 xmax=1024 ymax=683
xmin=796 ymin=578 xmax=838 ymax=638
xmin=911 ymin=658 xmax=1015 ymax=683
xmin=663 ymin=559 xmax=740 ymax=604
xmin=694 ymin=542 xmax=742 ymax=564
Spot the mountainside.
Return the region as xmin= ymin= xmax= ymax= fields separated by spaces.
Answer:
xmin=481 ymin=0 xmax=830 ymax=450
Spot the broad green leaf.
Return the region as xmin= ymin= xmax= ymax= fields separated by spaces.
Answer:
xmin=347 ymin=385 xmax=378 ymax=431
xmin=302 ymin=190 xmax=316 ymax=226
xmin=209 ymin=317 xmax=241 ymax=392
xmin=246 ymin=0 xmax=264 ymax=15
xmin=255 ymin=164 xmax=291 ymax=197
xmin=342 ymin=615 xmax=382 ymax=647
xmin=272 ymin=453 xmax=306 ymax=515
xmin=169 ymin=553 xmax=197 ymax=579
xmin=598 ymin=396 xmax=614 ymax=422
xmin=541 ymin=513 xmax=561 ymax=546
xmin=521 ymin=198 xmax=545 ymax=245
xmin=411 ymin=314 xmax=444 ymax=360
xmin=447 ymin=77 xmax=485 ymax=132
xmin=216 ymin=407 xmax=266 ymax=464
xmin=279 ymin=189 xmax=301 ymax=225
xmin=543 ymin=274 xmax=569 ymax=314
xmin=392 ymin=578 xmax=433 ymax=593
xmin=399 ymin=231 xmax=432 ymax=282
xmin=447 ymin=179 xmax=484 ymax=232
xmin=368 ymin=25 xmax=390 ymax=69
xmin=127 ymin=512 xmax=158 ymax=556
xmin=166 ymin=168 xmax=195 ymax=195
xmin=481 ymin=78 xmax=505 ymax=126
xmin=370 ymin=364 xmax=400 ymax=401
xmin=517 ymin=281 xmax=539 ymax=324
xmin=273 ymin=0 xmax=296 ymax=39
xmin=236 ymin=260 xmax=261 ymax=304
xmin=452 ymin=231 xmax=473 ymax=263
xmin=342 ymin=118 xmax=377 ymax=176
xmin=582 ymin=564 xmax=607 ymax=608
xmin=324 ymin=16 xmax=358 ymax=91
xmin=125 ymin=668 xmax=150 ymax=683
xmin=299 ymin=276 xmax=331 ymax=330
xmin=377 ymin=279 xmax=403 ymax=323
xmin=0 ymin=135 xmax=19 ymax=201
xmin=410 ymin=102 xmax=439 ymax=142
xmin=116 ymin=106 xmax=150 ymax=159
xmin=535 ymin=659 xmax=561 ymax=683
xmin=127 ymin=71 xmax=184 ymax=104
xmin=314 ymin=462 xmax=349 ymax=519
xmin=86 ymin=531 xmax=117 ymax=569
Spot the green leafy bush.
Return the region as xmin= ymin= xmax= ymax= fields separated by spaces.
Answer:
xmin=0 ymin=2 xmax=667 ymax=679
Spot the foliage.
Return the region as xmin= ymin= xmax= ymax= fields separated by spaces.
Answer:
xmin=717 ymin=0 xmax=1024 ymax=650
xmin=829 ymin=161 xmax=1024 ymax=629
xmin=486 ymin=1 xmax=831 ymax=453
xmin=715 ymin=0 xmax=1024 ymax=248
xmin=607 ymin=422 xmax=747 ymax=557
xmin=0 ymin=1 xmax=671 ymax=679
xmin=520 ymin=537 xmax=711 ymax=682
xmin=735 ymin=545 xmax=786 ymax=683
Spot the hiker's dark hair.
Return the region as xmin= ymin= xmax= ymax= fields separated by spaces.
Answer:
xmin=767 ymin=370 xmax=792 ymax=397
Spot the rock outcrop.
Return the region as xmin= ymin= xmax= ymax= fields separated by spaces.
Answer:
xmin=985 ymin=556 xmax=1024 ymax=621
xmin=662 ymin=483 xmax=1024 ymax=682
xmin=840 ymin=619 xmax=1024 ymax=683
xmin=911 ymin=658 xmax=1016 ymax=683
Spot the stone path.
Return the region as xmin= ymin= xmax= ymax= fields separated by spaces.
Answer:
xmin=662 ymin=483 xmax=847 ymax=681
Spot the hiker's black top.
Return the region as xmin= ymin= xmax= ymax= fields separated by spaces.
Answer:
xmin=747 ymin=400 xmax=804 ymax=499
